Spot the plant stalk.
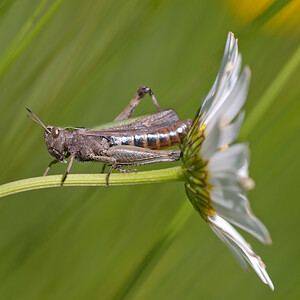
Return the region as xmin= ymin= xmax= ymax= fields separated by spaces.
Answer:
xmin=0 ymin=166 xmax=184 ymax=198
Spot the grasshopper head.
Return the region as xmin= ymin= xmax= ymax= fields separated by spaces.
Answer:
xmin=44 ymin=126 xmax=70 ymax=162
xmin=26 ymin=107 xmax=71 ymax=162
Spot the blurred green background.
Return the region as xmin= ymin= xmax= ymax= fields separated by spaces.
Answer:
xmin=0 ymin=0 xmax=299 ymax=299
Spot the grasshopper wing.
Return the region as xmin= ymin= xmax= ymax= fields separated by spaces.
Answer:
xmin=83 ymin=109 xmax=179 ymax=136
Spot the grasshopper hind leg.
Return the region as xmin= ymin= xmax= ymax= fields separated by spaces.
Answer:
xmin=105 ymin=164 xmax=138 ymax=187
xmin=114 ymin=86 xmax=162 ymax=121
xmin=115 ymin=165 xmax=138 ymax=173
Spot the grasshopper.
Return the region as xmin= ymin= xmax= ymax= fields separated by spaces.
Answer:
xmin=26 ymin=86 xmax=193 ymax=186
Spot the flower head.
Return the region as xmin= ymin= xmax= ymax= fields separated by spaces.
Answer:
xmin=181 ymin=32 xmax=274 ymax=290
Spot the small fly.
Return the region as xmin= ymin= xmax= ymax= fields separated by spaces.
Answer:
xmin=26 ymin=86 xmax=193 ymax=186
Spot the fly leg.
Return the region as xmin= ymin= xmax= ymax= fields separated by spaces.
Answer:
xmin=43 ymin=159 xmax=59 ymax=176
xmin=114 ymin=86 xmax=162 ymax=121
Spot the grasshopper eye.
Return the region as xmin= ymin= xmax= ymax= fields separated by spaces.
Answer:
xmin=51 ymin=127 xmax=60 ymax=138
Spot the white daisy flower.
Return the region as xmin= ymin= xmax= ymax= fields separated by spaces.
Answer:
xmin=181 ymin=32 xmax=274 ymax=290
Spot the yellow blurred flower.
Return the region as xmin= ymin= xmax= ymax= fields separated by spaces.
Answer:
xmin=226 ymin=0 xmax=300 ymax=33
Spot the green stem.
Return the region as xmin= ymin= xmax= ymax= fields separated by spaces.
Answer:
xmin=0 ymin=167 xmax=184 ymax=198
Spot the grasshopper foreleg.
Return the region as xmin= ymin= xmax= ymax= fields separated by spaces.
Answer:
xmin=114 ymin=86 xmax=162 ymax=121
xmin=43 ymin=159 xmax=59 ymax=176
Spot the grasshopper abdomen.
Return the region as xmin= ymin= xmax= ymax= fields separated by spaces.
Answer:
xmin=109 ymin=119 xmax=192 ymax=150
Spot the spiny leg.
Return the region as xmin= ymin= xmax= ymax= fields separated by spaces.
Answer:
xmin=102 ymin=146 xmax=182 ymax=186
xmin=88 ymin=154 xmax=117 ymax=187
xmin=105 ymin=165 xmax=137 ymax=187
xmin=61 ymin=155 xmax=75 ymax=186
xmin=115 ymin=166 xmax=138 ymax=173
xmin=106 ymin=164 xmax=115 ymax=188
xmin=86 ymin=154 xmax=137 ymax=187
xmin=101 ymin=163 xmax=107 ymax=173
xmin=43 ymin=159 xmax=59 ymax=176
xmin=114 ymin=86 xmax=162 ymax=121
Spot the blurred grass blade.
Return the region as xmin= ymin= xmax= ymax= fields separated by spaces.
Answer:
xmin=241 ymin=43 xmax=300 ymax=138
xmin=0 ymin=0 xmax=298 ymax=298
xmin=0 ymin=1 xmax=17 ymax=19
xmin=112 ymin=201 xmax=193 ymax=300
xmin=241 ymin=0 xmax=294 ymax=36
xmin=0 ymin=0 xmax=65 ymax=79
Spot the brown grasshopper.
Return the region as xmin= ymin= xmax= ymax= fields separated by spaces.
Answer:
xmin=26 ymin=86 xmax=193 ymax=186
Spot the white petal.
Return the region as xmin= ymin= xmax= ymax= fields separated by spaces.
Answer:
xmin=200 ymin=119 xmax=221 ymax=160
xmin=204 ymin=55 xmax=242 ymax=125
xmin=237 ymin=156 xmax=249 ymax=178
xmin=200 ymin=32 xmax=239 ymax=116
xmin=208 ymin=143 xmax=249 ymax=173
xmin=221 ymin=67 xmax=250 ymax=124
xmin=199 ymin=32 xmax=244 ymax=134
xmin=218 ymin=111 xmax=245 ymax=147
xmin=209 ymin=170 xmax=244 ymax=193
xmin=210 ymin=188 xmax=272 ymax=244
xmin=205 ymin=67 xmax=250 ymax=134
xmin=208 ymin=215 xmax=274 ymax=290
xmin=209 ymin=219 xmax=249 ymax=270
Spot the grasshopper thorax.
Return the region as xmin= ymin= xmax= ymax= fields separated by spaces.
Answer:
xmin=44 ymin=126 xmax=72 ymax=162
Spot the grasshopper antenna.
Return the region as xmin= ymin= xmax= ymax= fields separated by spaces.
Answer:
xmin=25 ymin=107 xmax=51 ymax=133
